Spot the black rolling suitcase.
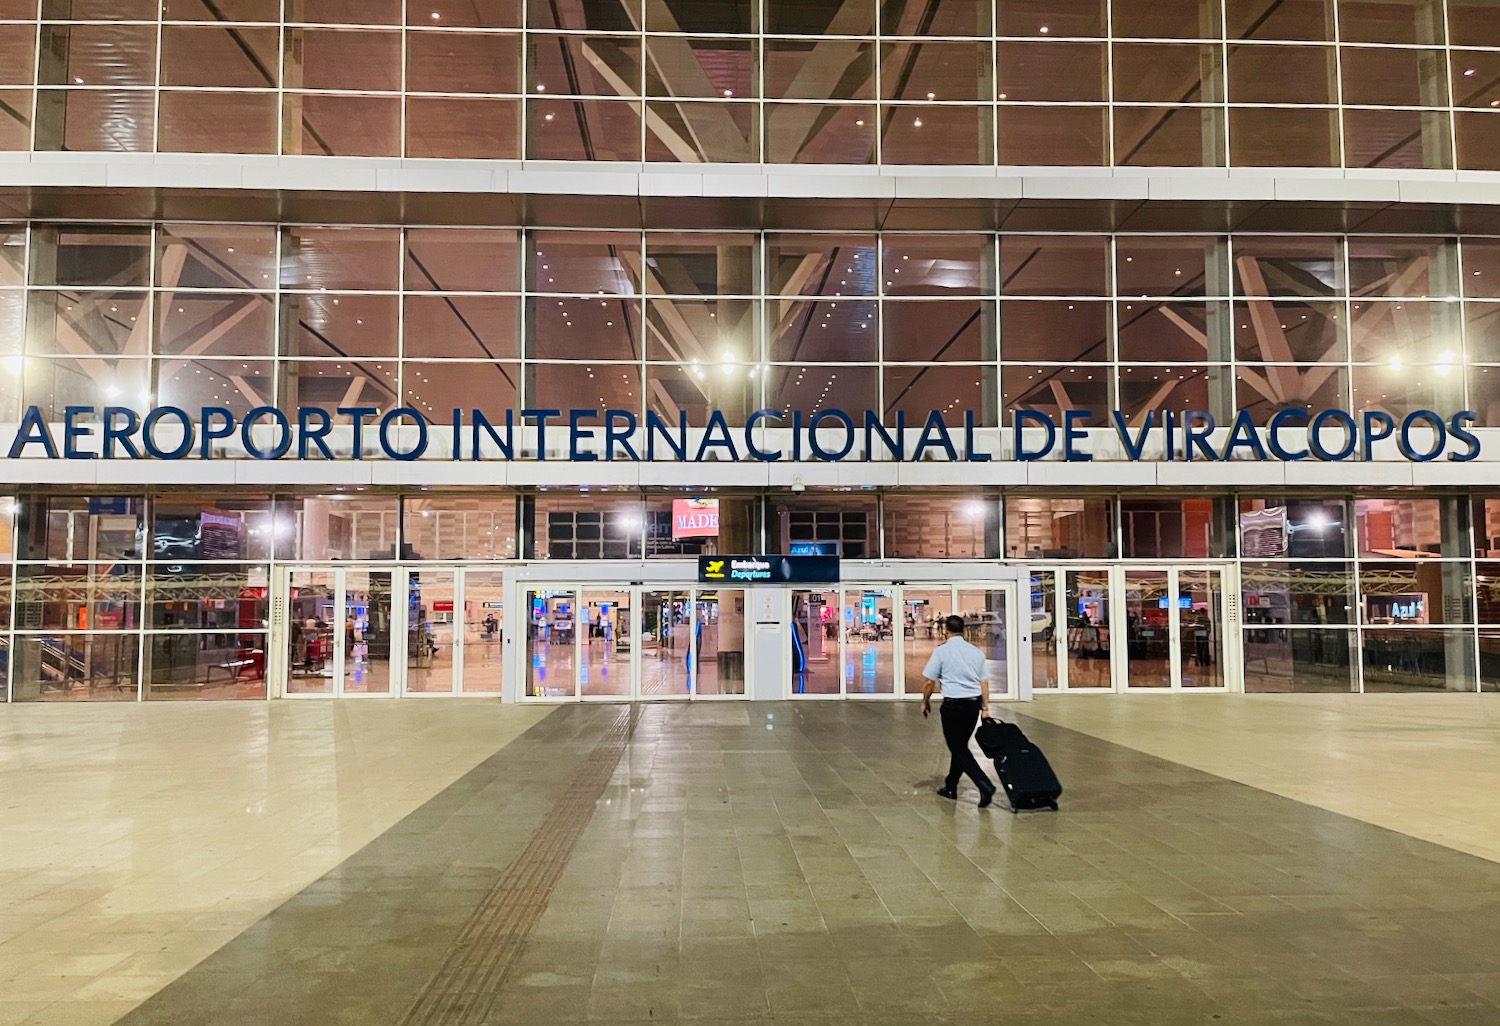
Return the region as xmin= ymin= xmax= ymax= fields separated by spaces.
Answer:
xmin=975 ymin=717 xmax=1061 ymax=813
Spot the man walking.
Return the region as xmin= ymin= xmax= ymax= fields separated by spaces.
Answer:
xmin=920 ymin=615 xmax=996 ymax=808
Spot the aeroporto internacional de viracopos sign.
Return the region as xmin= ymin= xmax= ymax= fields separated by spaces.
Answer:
xmin=1 ymin=404 xmax=1483 ymax=463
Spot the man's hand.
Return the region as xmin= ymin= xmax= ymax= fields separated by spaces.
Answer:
xmin=921 ymin=698 xmax=931 ymax=718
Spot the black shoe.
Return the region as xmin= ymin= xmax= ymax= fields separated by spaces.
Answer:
xmin=977 ymin=785 xmax=996 ymax=809
xmin=936 ymin=786 xmax=958 ymax=800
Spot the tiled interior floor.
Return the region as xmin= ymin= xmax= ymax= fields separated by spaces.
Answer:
xmin=9 ymin=698 xmax=1493 ymax=1026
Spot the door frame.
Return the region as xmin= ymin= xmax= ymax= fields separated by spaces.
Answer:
xmin=273 ymin=564 xmax=403 ymax=699
xmin=1116 ymin=564 xmax=1234 ymax=693
xmin=1031 ymin=563 xmax=1239 ymax=693
xmin=785 ymin=572 xmax=1029 ymax=703
xmin=506 ymin=561 xmax=753 ymax=703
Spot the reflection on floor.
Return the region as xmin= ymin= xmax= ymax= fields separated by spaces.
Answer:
xmin=79 ymin=700 xmax=1500 ymax=1026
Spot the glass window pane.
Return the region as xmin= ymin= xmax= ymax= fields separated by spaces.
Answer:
xmin=765 ymin=40 xmax=875 ymax=101
xmin=406 ymin=361 xmax=520 ymax=418
xmin=1001 ymin=300 xmax=1110 ymax=362
xmin=411 ymin=0 xmax=519 ymax=27
xmin=532 ymin=493 xmax=643 ymax=560
xmin=884 ymin=494 xmax=995 ymax=559
xmin=282 ymin=495 xmax=399 ymax=561
xmin=0 ymin=25 xmax=35 ymax=86
xmin=16 ymin=565 xmax=143 ymax=630
xmin=644 ymin=298 xmax=754 ymax=363
xmin=32 ymin=225 xmax=151 ymax=288
xmin=1113 ymin=44 xmax=1221 ymax=103
xmin=1241 ymin=629 xmax=1355 ymax=692
xmin=160 ymin=91 xmax=278 ymax=154
xmin=645 ymin=36 xmax=755 ymax=99
xmin=1456 ymin=111 xmax=1500 ymax=171
xmin=158 ymin=359 xmax=274 ymax=417
xmin=280 ymin=294 xmax=398 ymax=358
xmin=997 ymin=105 xmax=1106 ymax=165
xmin=1229 ymin=107 xmax=1338 ymax=167
xmin=645 ymin=233 xmax=757 ymax=297
xmin=18 ymin=496 xmax=143 ymax=561
xmin=1362 ymin=628 xmax=1475 ymax=693
xmin=164 ymin=0 xmax=282 ymax=19
xmin=145 ymin=631 xmax=268 ymax=700
xmin=38 ymin=25 xmax=156 ymax=87
xmin=996 ymin=42 xmax=1106 ymax=102
xmin=1338 ymin=0 xmax=1443 ymax=44
xmin=158 ymin=294 xmax=274 ymax=358
xmin=162 ymin=26 xmax=278 ymax=88
xmin=12 ymin=634 xmax=140 ymax=702
xmin=1112 ymin=0 xmax=1221 ymax=37
xmin=160 ymin=224 xmax=277 ymax=290
xmin=881 ymin=104 xmax=990 ymax=165
xmin=405 ymin=495 xmax=518 ymax=560
xmin=292 ymin=0 xmax=402 ymax=23
xmin=408 ymin=31 xmax=520 ymax=93
xmin=406 ymin=229 xmax=519 ymax=294
xmin=526 ymin=98 xmax=642 ymax=161
xmin=768 ymin=234 xmax=877 ymax=298
xmin=1344 ymin=109 xmax=1450 ymax=170
xmin=884 ymin=300 xmax=994 ymax=361
xmin=404 ymin=295 xmax=518 ymax=360
xmin=279 ymin=360 xmax=399 ymax=416
xmin=883 ymin=363 xmax=995 ymax=425
xmin=283 ymin=93 xmax=401 ymax=157
xmin=764 ymin=103 xmax=876 ymax=163
xmin=1005 ymin=497 xmax=1113 ymax=559
xmin=883 ymin=235 xmax=992 ymax=296
xmin=1239 ymin=499 xmax=1350 ymax=558
xmin=1225 ymin=0 xmax=1333 ymax=39
xmin=1002 ymin=236 xmax=1107 ymax=296
xmin=996 ymin=0 xmax=1104 ymax=36
xmin=27 ymin=291 xmax=150 ymax=357
xmin=1360 ymin=562 xmax=1472 ymax=625
xmin=880 ymin=40 xmax=989 ymax=102
xmin=1449 ymin=0 xmax=1500 ymax=47
xmin=1114 ymin=106 xmax=1224 ymax=167
xmin=460 ymin=570 xmax=507 ymax=693
xmin=767 ymin=364 xmax=878 ymax=422
xmin=882 ymin=0 xmax=991 ymax=35
xmin=770 ymin=298 xmax=877 ymax=362
xmin=281 ymin=227 xmax=400 ymax=291
xmin=1122 ymin=498 xmax=1223 ymax=558
xmin=287 ymin=29 xmax=401 ymax=91
xmin=1002 ymin=364 xmax=1110 ymax=418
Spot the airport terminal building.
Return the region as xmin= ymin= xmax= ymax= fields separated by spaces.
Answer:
xmin=1 ymin=0 xmax=1500 ymax=703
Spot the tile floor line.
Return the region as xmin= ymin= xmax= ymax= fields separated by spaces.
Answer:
xmin=395 ymin=705 xmax=643 ymax=1026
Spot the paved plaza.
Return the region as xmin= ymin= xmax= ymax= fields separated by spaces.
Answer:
xmin=4 ymin=698 xmax=1500 ymax=1025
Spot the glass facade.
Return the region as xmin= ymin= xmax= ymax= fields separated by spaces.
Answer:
xmin=2 ymin=487 xmax=1499 ymax=699
xmin=2 ymin=3 xmax=1498 ymax=702
xmin=2 ymin=225 xmax=1498 ymax=426
xmin=1 ymin=0 xmax=1498 ymax=168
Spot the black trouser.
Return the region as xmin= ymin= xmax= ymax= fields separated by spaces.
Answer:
xmin=940 ymin=697 xmax=992 ymax=792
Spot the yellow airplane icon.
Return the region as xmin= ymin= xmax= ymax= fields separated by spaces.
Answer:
xmin=704 ymin=559 xmax=725 ymax=578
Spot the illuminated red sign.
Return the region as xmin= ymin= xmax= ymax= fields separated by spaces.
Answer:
xmin=673 ymin=498 xmax=720 ymax=539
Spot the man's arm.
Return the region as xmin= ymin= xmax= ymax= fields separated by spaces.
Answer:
xmin=920 ymin=676 xmax=936 ymax=717
xmin=979 ymin=674 xmax=991 ymax=717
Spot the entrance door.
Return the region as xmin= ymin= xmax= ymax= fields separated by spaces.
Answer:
xmin=282 ymin=567 xmax=396 ymax=697
xmin=1030 ymin=565 xmax=1231 ymax=692
xmin=519 ymin=584 xmax=749 ymax=702
xmin=1121 ymin=566 xmax=1229 ymax=691
xmin=791 ymin=582 xmax=1021 ymax=701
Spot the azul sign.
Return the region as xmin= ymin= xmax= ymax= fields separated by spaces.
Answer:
xmin=3 ymin=404 xmax=1483 ymax=464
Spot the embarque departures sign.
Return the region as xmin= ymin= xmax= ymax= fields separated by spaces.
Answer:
xmin=0 ymin=403 xmax=1483 ymax=464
